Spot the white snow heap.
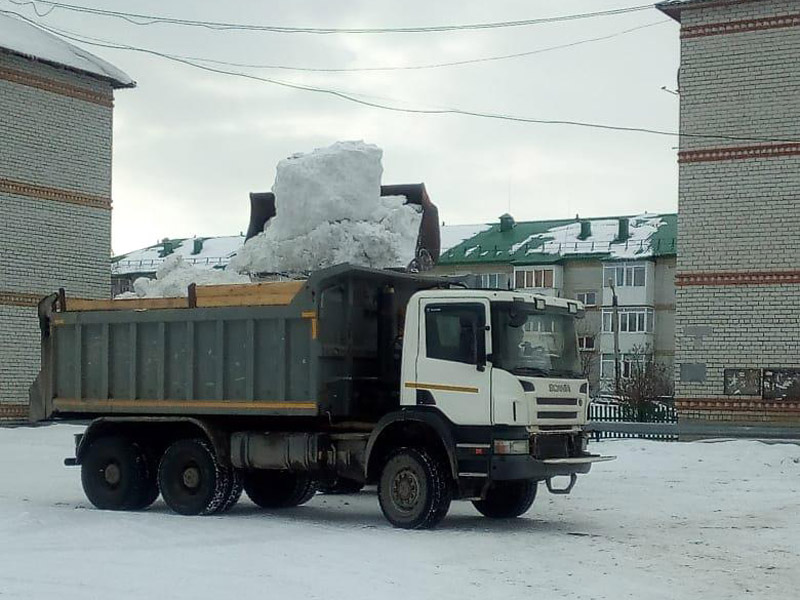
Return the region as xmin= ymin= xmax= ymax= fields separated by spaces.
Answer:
xmin=122 ymin=255 xmax=249 ymax=298
xmin=229 ymin=141 xmax=423 ymax=274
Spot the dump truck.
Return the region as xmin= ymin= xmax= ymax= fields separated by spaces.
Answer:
xmin=30 ymin=264 xmax=612 ymax=529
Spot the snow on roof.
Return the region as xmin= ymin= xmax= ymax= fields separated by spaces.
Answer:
xmin=439 ymin=223 xmax=492 ymax=252
xmin=439 ymin=213 xmax=678 ymax=266
xmin=112 ymin=235 xmax=245 ymax=276
xmin=655 ymin=0 xmax=713 ymax=22
xmin=0 ymin=12 xmax=134 ymax=87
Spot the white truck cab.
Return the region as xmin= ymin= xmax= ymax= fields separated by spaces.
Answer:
xmin=395 ymin=288 xmax=609 ymax=498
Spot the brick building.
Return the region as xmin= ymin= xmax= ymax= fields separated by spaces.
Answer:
xmin=432 ymin=213 xmax=678 ymax=395
xmin=0 ymin=14 xmax=133 ymax=419
xmin=657 ymin=0 xmax=800 ymax=424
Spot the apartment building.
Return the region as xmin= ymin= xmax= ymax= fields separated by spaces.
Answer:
xmin=433 ymin=213 xmax=678 ymax=394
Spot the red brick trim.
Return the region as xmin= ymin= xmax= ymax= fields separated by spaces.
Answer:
xmin=0 ymin=404 xmax=29 ymax=421
xmin=682 ymin=13 xmax=800 ymax=39
xmin=676 ymin=399 xmax=800 ymax=412
xmin=0 ymin=291 xmax=41 ymax=308
xmin=0 ymin=65 xmax=113 ymax=107
xmin=0 ymin=177 xmax=112 ymax=210
xmin=679 ymin=143 xmax=800 ymax=164
xmin=675 ymin=270 xmax=800 ymax=287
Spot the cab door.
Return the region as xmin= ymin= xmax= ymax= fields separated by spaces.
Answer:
xmin=410 ymin=298 xmax=492 ymax=425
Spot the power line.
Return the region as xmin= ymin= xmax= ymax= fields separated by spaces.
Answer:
xmin=32 ymin=18 xmax=670 ymax=74
xmin=4 ymin=0 xmax=655 ymax=34
xmin=190 ymin=22 xmax=670 ymax=73
xmin=3 ymin=10 xmax=798 ymax=145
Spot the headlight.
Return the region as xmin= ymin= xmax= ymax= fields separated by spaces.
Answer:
xmin=493 ymin=439 xmax=530 ymax=455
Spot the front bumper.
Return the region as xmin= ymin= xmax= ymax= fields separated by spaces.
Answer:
xmin=489 ymin=453 xmax=613 ymax=481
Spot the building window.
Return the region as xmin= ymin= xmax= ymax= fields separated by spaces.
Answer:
xmin=523 ymin=316 xmax=556 ymax=333
xmin=600 ymin=353 xmax=650 ymax=380
xmin=603 ymin=263 xmax=646 ymax=288
xmin=602 ymin=308 xmax=654 ymax=333
xmin=576 ymin=291 xmax=597 ymax=307
xmin=578 ymin=336 xmax=595 ymax=351
xmin=514 ymin=268 xmax=554 ymax=289
xmin=478 ymin=273 xmax=508 ymax=289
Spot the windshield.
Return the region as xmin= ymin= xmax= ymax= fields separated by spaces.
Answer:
xmin=491 ymin=303 xmax=582 ymax=378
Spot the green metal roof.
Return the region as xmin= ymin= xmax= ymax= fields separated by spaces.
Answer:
xmin=438 ymin=213 xmax=677 ymax=266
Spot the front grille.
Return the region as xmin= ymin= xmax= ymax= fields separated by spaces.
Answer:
xmin=537 ymin=411 xmax=578 ymax=419
xmin=536 ymin=397 xmax=578 ymax=406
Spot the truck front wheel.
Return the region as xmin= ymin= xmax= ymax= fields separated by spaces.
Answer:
xmin=378 ymin=447 xmax=452 ymax=529
xmin=81 ymin=436 xmax=149 ymax=511
xmin=158 ymin=439 xmax=229 ymax=516
xmin=472 ymin=480 xmax=537 ymax=519
xmin=243 ymin=470 xmax=316 ymax=508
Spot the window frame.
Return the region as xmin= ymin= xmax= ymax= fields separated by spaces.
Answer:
xmin=602 ymin=262 xmax=647 ymax=288
xmin=513 ymin=267 xmax=555 ymax=290
xmin=601 ymin=308 xmax=654 ymax=334
xmin=576 ymin=291 xmax=597 ymax=307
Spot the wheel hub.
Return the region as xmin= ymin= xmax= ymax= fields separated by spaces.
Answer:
xmin=391 ymin=468 xmax=420 ymax=511
xmin=182 ymin=466 xmax=201 ymax=490
xmin=103 ymin=462 xmax=121 ymax=486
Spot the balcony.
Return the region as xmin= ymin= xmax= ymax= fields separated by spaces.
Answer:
xmin=513 ymin=265 xmax=563 ymax=297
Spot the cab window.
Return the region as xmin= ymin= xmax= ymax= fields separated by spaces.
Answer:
xmin=425 ymin=303 xmax=484 ymax=365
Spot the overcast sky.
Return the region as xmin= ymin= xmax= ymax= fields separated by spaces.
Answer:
xmin=12 ymin=1 xmax=680 ymax=254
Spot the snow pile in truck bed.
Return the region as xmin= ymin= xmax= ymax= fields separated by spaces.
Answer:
xmin=228 ymin=141 xmax=422 ymax=274
xmin=119 ymin=254 xmax=249 ymax=298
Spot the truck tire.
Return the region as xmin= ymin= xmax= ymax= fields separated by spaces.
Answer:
xmin=243 ymin=471 xmax=316 ymax=508
xmin=216 ymin=468 xmax=243 ymax=514
xmin=378 ymin=447 xmax=452 ymax=530
xmin=158 ymin=439 xmax=229 ymax=516
xmin=472 ymin=480 xmax=537 ymax=519
xmin=81 ymin=436 xmax=149 ymax=511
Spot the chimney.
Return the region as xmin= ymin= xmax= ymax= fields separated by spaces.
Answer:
xmin=578 ymin=220 xmax=592 ymax=240
xmin=499 ymin=213 xmax=515 ymax=232
xmin=158 ymin=239 xmax=176 ymax=258
xmin=617 ymin=217 xmax=630 ymax=241
xmin=192 ymin=238 xmax=204 ymax=255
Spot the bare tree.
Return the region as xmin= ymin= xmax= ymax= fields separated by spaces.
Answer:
xmin=618 ymin=345 xmax=673 ymax=421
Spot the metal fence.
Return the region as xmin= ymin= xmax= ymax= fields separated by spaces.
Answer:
xmin=588 ymin=402 xmax=678 ymax=441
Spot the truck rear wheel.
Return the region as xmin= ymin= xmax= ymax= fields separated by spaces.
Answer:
xmin=216 ymin=468 xmax=243 ymax=513
xmin=81 ymin=436 xmax=149 ymax=511
xmin=378 ymin=447 xmax=451 ymax=530
xmin=243 ymin=470 xmax=316 ymax=508
xmin=158 ymin=439 xmax=229 ymax=516
xmin=472 ymin=480 xmax=537 ymax=519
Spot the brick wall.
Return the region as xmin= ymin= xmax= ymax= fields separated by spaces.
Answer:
xmin=0 ymin=51 xmax=116 ymax=414
xmin=669 ymin=0 xmax=800 ymax=424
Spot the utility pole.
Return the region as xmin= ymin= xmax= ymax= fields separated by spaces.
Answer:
xmin=609 ymin=278 xmax=621 ymax=397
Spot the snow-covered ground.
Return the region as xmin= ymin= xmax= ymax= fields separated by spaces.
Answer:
xmin=1 ymin=425 xmax=798 ymax=599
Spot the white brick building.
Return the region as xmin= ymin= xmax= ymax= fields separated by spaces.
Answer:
xmin=0 ymin=14 xmax=133 ymax=419
xmin=657 ymin=0 xmax=800 ymax=425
